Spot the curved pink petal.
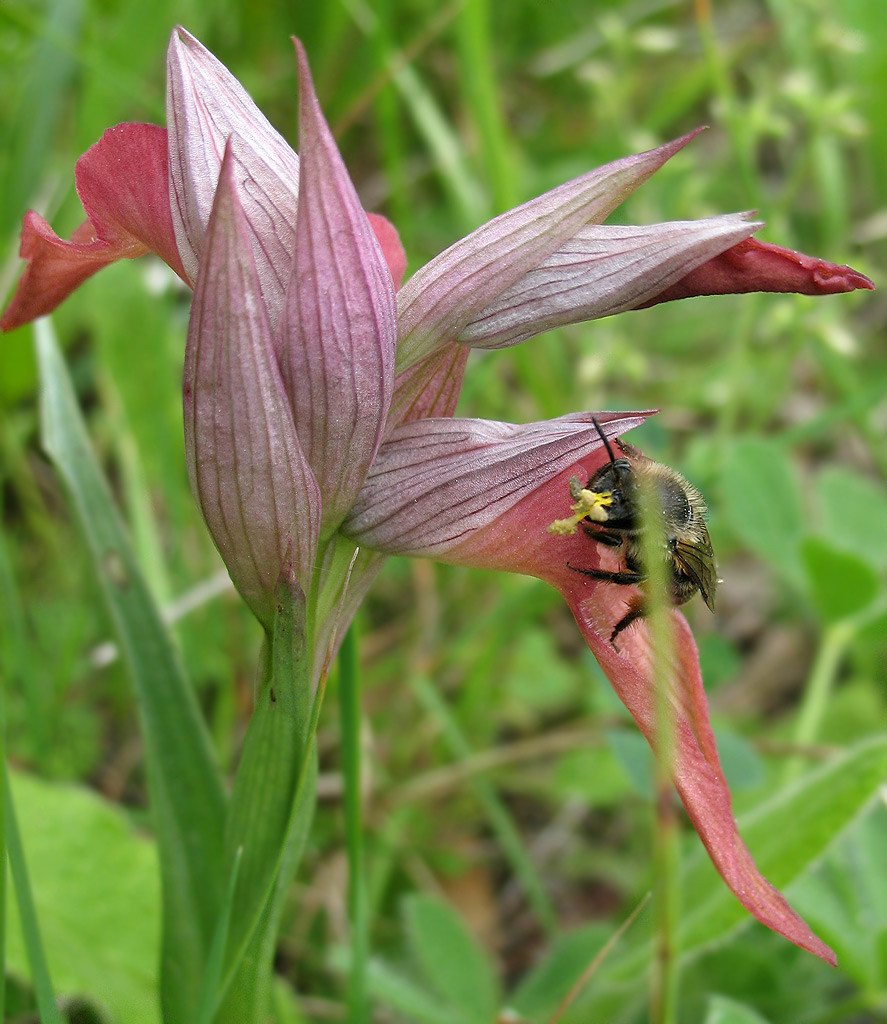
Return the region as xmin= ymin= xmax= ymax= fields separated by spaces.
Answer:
xmin=166 ymin=29 xmax=407 ymax=324
xmin=642 ymin=237 xmax=873 ymax=306
xmin=387 ymin=343 xmax=469 ymax=432
xmin=166 ymin=26 xmax=302 ymax=295
xmin=1 ymin=123 xmax=186 ymax=332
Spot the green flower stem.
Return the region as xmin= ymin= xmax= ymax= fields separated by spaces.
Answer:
xmin=217 ymin=576 xmax=315 ymax=1022
xmin=339 ymin=624 xmax=370 ymax=1024
xmin=783 ymin=620 xmax=854 ymax=785
xmin=638 ymin=478 xmax=680 ymax=1024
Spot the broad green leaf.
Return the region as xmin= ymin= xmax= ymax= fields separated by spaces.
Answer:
xmin=801 ymin=537 xmax=879 ymax=623
xmin=705 ymin=994 xmax=773 ymax=1024
xmin=552 ymin=746 xmax=633 ymax=808
xmin=404 ymin=893 xmax=501 ymax=1024
xmin=270 ymin=977 xmax=309 ymax=1024
xmin=509 ymin=923 xmax=611 ymax=1019
xmin=35 ymin=321 xmax=226 ymax=1021
xmin=792 ymin=807 xmax=887 ymax=990
xmin=816 ymin=467 xmax=887 ymax=569
xmin=368 ymin=959 xmax=460 ymax=1024
xmin=713 ymin=727 xmax=765 ymax=792
xmin=606 ymin=727 xmax=653 ymax=799
xmin=6 ymin=772 xmax=159 ymax=1024
xmin=719 ymin=439 xmax=804 ymax=586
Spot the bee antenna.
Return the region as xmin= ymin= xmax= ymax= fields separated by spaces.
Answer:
xmin=592 ymin=416 xmax=618 ymax=466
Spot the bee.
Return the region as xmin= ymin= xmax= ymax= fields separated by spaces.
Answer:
xmin=561 ymin=419 xmax=717 ymax=645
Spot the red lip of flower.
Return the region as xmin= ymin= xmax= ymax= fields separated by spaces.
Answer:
xmin=2 ymin=25 xmax=873 ymax=967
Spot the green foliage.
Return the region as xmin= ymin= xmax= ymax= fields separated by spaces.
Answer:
xmin=5 ymin=772 xmax=160 ymax=1024
xmin=704 ymin=995 xmax=773 ymax=1024
xmin=719 ymin=438 xmax=805 ymax=588
xmin=403 ymin=894 xmax=501 ymax=1024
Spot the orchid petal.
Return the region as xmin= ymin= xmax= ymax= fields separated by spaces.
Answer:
xmin=640 ymin=236 xmax=874 ymax=305
xmin=459 ymin=213 xmax=762 ymax=348
xmin=565 ymin=591 xmax=836 ymax=965
xmin=395 ymin=130 xmax=704 ymax=371
xmin=350 ymin=422 xmax=835 ymax=963
xmin=184 ymin=144 xmax=320 ymax=627
xmin=280 ymin=42 xmax=397 ymax=535
xmin=1 ymin=124 xmax=185 ymax=332
xmin=387 ymin=343 xmax=470 ymax=432
xmin=343 ymin=412 xmax=652 ymax=555
xmin=166 ymin=26 xmax=301 ymax=310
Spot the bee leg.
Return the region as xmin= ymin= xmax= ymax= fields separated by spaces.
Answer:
xmin=580 ymin=524 xmax=623 ymax=547
xmin=610 ymin=603 xmax=646 ymax=646
xmin=567 ymin=565 xmax=645 ymax=586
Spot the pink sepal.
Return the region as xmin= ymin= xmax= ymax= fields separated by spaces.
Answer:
xmin=645 ymin=237 xmax=874 ymax=305
xmin=1 ymin=123 xmax=186 ymax=332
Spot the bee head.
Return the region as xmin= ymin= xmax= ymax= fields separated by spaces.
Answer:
xmin=588 ymin=418 xmax=639 ymax=527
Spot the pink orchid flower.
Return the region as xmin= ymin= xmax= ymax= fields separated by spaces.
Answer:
xmin=2 ymin=27 xmax=873 ymax=966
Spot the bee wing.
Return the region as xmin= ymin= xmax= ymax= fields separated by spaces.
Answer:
xmin=673 ymin=536 xmax=718 ymax=611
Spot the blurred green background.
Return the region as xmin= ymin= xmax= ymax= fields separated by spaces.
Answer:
xmin=1 ymin=0 xmax=885 ymax=1022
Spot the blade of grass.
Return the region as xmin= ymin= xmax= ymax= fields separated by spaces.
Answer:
xmin=3 ymin=765 xmax=63 ymax=1024
xmin=343 ymin=0 xmax=485 ymax=230
xmin=413 ymin=674 xmax=557 ymax=934
xmin=35 ymin=319 xmax=227 ymax=1022
xmin=368 ymin=0 xmax=412 ymax=241
xmin=454 ymin=0 xmax=518 ymax=212
xmin=0 ymin=0 xmax=83 ymax=241
xmin=637 ymin=475 xmax=681 ymax=1024
xmin=339 ymin=623 xmax=369 ymax=1023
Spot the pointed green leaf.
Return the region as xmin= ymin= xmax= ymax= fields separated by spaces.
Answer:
xmin=217 ymin=566 xmax=316 ymax=1021
xmin=704 ymin=995 xmax=773 ymax=1024
xmin=35 ymin=320 xmax=226 ymax=1021
xmin=404 ymin=893 xmax=501 ymax=1024
xmin=4 ymin=769 xmax=64 ymax=1024
xmin=596 ymin=734 xmax=887 ymax=991
xmin=815 ymin=467 xmax=887 ymax=569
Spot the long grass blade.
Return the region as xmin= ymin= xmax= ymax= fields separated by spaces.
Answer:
xmin=3 ymin=765 xmax=63 ymax=1024
xmin=35 ymin=320 xmax=227 ymax=1021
